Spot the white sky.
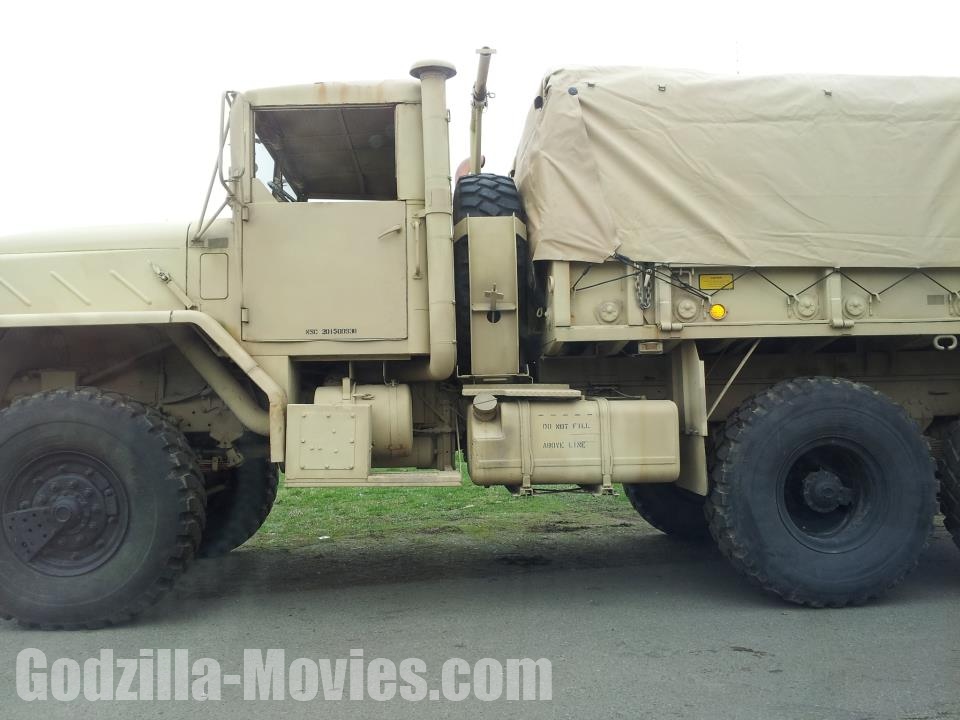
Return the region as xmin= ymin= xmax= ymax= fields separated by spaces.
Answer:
xmin=1 ymin=0 xmax=958 ymax=235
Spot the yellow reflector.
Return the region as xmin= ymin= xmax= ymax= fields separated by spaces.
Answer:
xmin=708 ymin=303 xmax=727 ymax=320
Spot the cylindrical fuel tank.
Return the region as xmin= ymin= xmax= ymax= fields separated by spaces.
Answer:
xmin=467 ymin=396 xmax=680 ymax=486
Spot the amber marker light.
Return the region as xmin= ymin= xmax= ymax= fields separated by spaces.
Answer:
xmin=708 ymin=303 xmax=727 ymax=320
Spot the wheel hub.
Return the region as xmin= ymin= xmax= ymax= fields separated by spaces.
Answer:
xmin=802 ymin=469 xmax=854 ymax=514
xmin=51 ymin=496 xmax=81 ymax=524
xmin=2 ymin=453 xmax=128 ymax=577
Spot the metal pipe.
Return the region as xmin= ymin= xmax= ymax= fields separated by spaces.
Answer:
xmin=394 ymin=60 xmax=458 ymax=382
xmin=167 ymin=326 xmax=270 ymax=437
xmin=470 ymin=47 xmax=496 ymax=175
xmin=706 ymin=338 xmax=761 ymax=420
xmin=81 ymin=341 xmax=172 ymax=385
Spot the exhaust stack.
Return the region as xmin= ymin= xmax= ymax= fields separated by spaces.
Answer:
xmin=395 ymin=59 xmax=458 ymax=382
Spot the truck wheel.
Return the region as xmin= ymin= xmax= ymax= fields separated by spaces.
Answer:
xmin=706 ymin=377 xmax=936 ymax=607
xmin=0 ymin=389 xmax=204 ymax=628
xmin=199 ymin=456 xmax=278 ymax=558
xmin=624 ymin=484 xmax=710 ymax=541
xmin=937 ymin=420 xmax=960 ymax=550
xmin=452 ymin=173 xmax=529 ymax=374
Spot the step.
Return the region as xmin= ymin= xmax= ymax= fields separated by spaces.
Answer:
xmin=461 ymin=383 xmax=583 ymax=399
xmin=284 ymin=469 xmax=463 ymax=488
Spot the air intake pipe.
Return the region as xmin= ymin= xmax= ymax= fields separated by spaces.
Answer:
xmin=393 ymin=59 xmax=458 ymax=382
xmin=470 ymin=47 xmax=495 ymax=175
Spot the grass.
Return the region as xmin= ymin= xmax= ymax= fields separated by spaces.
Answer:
xmin=249 ymin=476 xmax=639 ymax=550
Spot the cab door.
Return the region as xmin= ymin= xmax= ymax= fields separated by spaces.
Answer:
xmin=241 ymin=200 xmax=407 ymax=342
xmin=240 ymin=102 xmax=408 ymax=343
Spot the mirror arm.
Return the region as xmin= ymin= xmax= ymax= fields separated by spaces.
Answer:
xmin=193 ymin=91 xmax=237 ymax=243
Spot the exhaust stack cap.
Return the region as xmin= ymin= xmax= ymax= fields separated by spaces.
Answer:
xmin=410 ymin=59 xmax=457 ymax=80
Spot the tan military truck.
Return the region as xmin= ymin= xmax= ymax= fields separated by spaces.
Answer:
xmin=1 ymin=51 xmax=958 ymax=627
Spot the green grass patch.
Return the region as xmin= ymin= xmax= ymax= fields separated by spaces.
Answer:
xmin=249 ymin=477 xmax=638 ymax=549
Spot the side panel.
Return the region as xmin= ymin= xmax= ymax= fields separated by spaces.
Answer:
xmin=285 ymin=403 xmax=372 ymax=480
xmin=543 ymin=260 xmax=960 ymax=348
xmin=462 ymin=216 xmax=521 ymax=376
xmin=395 ymin=103 xmax=425 ymax=201
xmin=0 ymin=249 xmax=184 ymax=315
xmin=241 ymin=201 xmax=408 ymax=342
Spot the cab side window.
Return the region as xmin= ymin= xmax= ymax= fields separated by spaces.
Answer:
xmin=253 ymin=105 xmax=397 ymax=202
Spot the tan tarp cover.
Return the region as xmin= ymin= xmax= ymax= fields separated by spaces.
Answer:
xmin=513 ymin=67 xmax=960 ymax=266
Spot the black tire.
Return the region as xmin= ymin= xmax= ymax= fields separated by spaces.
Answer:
xmin=199 ymin=455 xmax=278 ymax=558
xmin=453 ymin=174 xmax=525 ymax=223
xmin=452 ymin=173 xmax=530 ymax=375
xmin=624 ymin=483 xmax=710 ymax=541
xmin=706 ymin=377 xmax=936 ymax=607
xmin=938 ymin=420 xmax=960 ymax=551
xmin=0 ymin=388 xmax=204 ymax=628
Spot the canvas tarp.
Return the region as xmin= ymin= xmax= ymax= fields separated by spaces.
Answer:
xmin=513 ymin=67 xmax=960 ymax=267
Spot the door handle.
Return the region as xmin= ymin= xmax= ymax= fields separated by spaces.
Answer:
xmin=377 ymin=224 xmax=402 ymax=240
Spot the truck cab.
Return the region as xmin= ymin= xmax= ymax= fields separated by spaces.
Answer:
xmin=186 ymin=80 xmax=438 ymax=363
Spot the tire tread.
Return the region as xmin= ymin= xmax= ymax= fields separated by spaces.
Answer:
xmin=704 ymin=376 xmax=936 ymax=607
xmin=199 ymin=457 xmax=278 ymax=558
xmin=938 ymin=421 xmax=960 ymax=550
xmin=0 ymin=388 xmax=205 ymax=629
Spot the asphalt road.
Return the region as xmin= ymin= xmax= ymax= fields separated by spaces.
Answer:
xmin=0 ymin=526 xmax=957 ymax=719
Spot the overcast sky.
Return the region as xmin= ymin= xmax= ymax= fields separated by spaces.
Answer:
xmin=1 ymin=0 xmax=958 ymax=235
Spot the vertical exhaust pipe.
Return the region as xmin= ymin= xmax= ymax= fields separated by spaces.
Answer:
xmin=394 ymin=60 xmax=458 ymax=381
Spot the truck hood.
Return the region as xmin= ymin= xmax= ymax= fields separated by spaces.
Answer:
xmin=0 ymin=223 xmax=189 ymax=255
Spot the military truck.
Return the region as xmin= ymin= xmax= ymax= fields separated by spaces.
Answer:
xmin=1 ymin=50 xmax=959 ymax=628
